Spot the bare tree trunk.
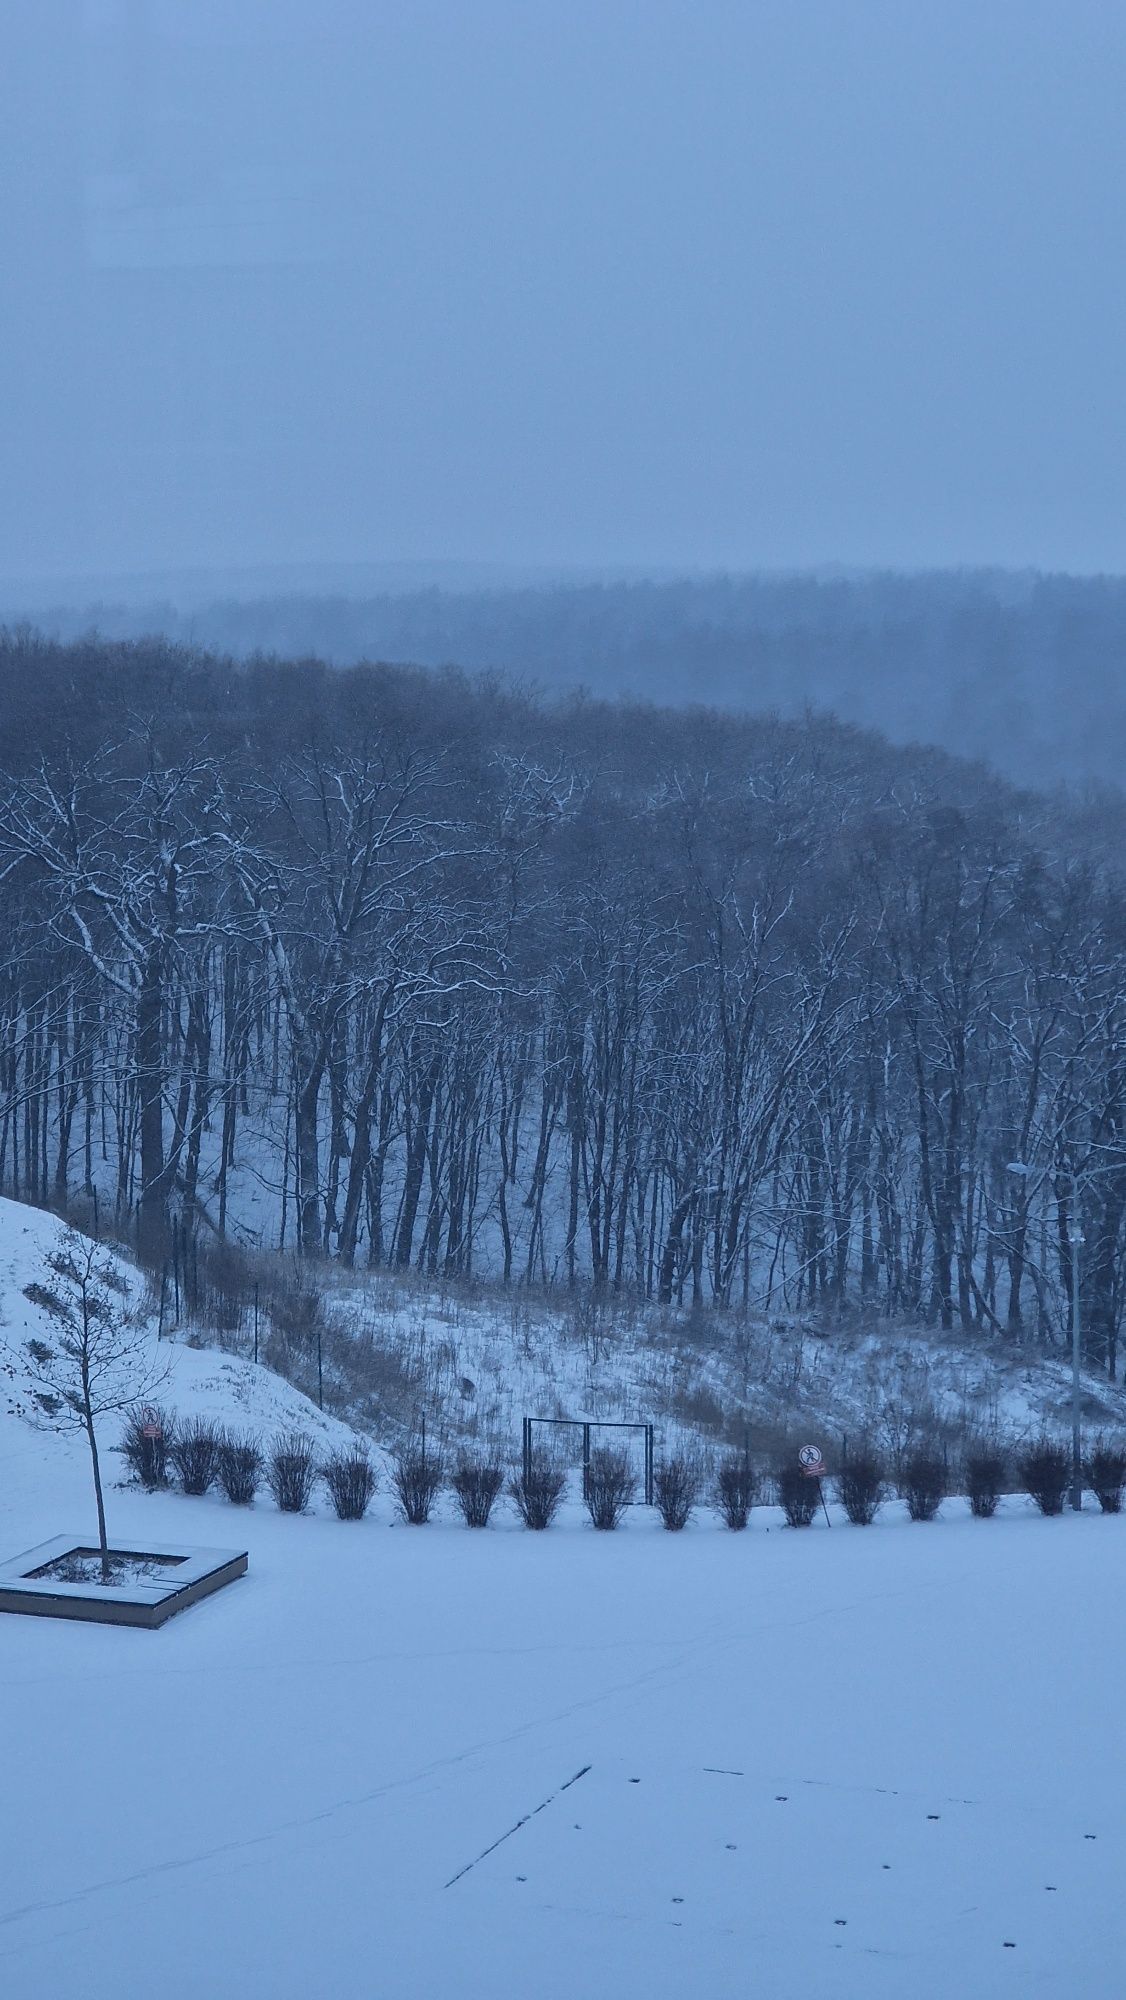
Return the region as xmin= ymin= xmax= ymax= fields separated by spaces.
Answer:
xmin=136 ymin=947 xmax=168 ymax=1258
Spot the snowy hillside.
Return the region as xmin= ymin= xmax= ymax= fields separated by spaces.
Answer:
xmin=1 ymin=1202 xmax=1126 ymax=1995
xmin=0 ymin=1198 xmax=364 ymax=1522
xmin=4 ymin=1193 xmax=1125 ymax=1507
xmin=240 ymin=1247 xmax=1126 ymax=1477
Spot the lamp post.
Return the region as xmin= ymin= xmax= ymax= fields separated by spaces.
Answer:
xmin=1069 ymin=1225 xmax=1085 ymax=1512
xmin=1007 ymin=1160 xmax=1084 ymax=1512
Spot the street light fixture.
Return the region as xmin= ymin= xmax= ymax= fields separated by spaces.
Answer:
xmin=1068 ymin=1230 xmax=1086 ymax=1511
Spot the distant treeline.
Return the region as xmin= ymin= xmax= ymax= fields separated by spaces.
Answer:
xmin=11 ymin=567 xmax=1126 ymax=789
xmin=1 ymin=631 xmax=1125 ymax=1372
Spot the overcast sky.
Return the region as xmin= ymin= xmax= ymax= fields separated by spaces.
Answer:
xmin=2 ymin=0 xmax=1125 ymax=584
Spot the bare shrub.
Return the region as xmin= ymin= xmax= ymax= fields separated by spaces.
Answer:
xmin=170 ymin=1417 xmax=221 ymax=1496
xmin=267 ymin=1432 xmax=316 ymax=1514
xmin=668 ymin=1384 xmax=725 ymax=1435
xmin=267 ymin=1276 xmax=326 ymax=1351
xmin=1019 ymin=1437 xmax=1070 ymax=1515
xmin=1086 ymin=1437 xmax=1126 ymax=1514
xmin=837 ymin=1445 xmax=884 ymax=1526
xmin=217 ymin=1432 xmax=263 ymax=1505
xmin=327 ymin=1315 xmax=426 ymax=1423
xmin=322 ymin=1449 xmax=377 ymax=1521
xmin=120 ymin=1403 xmax=177 ymax=1490
xmin=567 ymin=1291 xmax=608 ymax=1365
xmin=653 ymin=1452 xmax=700 ymax=1531
xmin=899 ymin=1447 xmax=946 ymax=1522
xmin=452 ymin=1455 xmax=505 ymax=1528
xmin=877 ymin=1394 xmax=943 ymax=1483
xmin=584 ymin=1445 xmax=636 ymax=1530
xmin=187 ymin=1238 xmax=253 ymax=1342
xmin=965 ymin=1440 xmax=1006 ymax=1517
xmin=509 ymin=1451 xmax=566 ymax=1530
xmin=715 ymin=1453 xmax=758 ymax=1530
xmin=392 ymin=1445 xmax=444 ymax=1524
xmin=776 ymin=1463 xmax=819 ymax=1526
xmin=261 ymin=1276 xmax=331 ymax=1409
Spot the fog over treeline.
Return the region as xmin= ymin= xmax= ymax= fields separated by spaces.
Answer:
xmin=11 ymin=568 xmax=1126 ymax=793
xmin=2 ymin=629 xmax=1126 ymax=1372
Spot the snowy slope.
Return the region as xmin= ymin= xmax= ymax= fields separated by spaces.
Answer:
xmin=272 ymin=1251 xmax=1126 ymax=1471
xmin=0 ymin=1197 xmax=363 ymax=1488
xmin=1 ymin=1206 xmax=1125 ymax=1996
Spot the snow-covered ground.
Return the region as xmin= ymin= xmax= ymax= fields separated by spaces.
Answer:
xmin=1 ymin=1200 xmax=1125 ymax=1997
xmin=0 ymin=1198 xmax=362 ymax=1464
xmin=257 ymin=1245 xmax=1126 ymax=1470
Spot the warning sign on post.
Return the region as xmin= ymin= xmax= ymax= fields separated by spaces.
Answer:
xmin=798 ymin=1443 xmax=832 ymax=1524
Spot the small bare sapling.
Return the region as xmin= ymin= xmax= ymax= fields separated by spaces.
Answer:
xmin=17 ymin=1230 xmax=164 ymax=1580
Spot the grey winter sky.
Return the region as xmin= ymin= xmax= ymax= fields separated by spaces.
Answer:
xmin=3 ymin=0 xmax=1126 ymax=584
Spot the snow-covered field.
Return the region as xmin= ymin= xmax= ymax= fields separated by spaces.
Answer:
xmin=1 ymin=1201 xmax=1125 ymax=1997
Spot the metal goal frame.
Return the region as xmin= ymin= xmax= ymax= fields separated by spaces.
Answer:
xmin=521 ymin=1415 xmax=655 ymax=1506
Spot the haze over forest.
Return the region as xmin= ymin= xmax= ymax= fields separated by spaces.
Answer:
xmin=5 ymin=565 xmax=1125 ymax=795
xmin=6 ymin=6 xmax=1126 ymax=795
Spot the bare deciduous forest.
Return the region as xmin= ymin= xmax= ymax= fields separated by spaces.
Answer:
xmin=1 ymin=629 xmax=1124 ymax=1374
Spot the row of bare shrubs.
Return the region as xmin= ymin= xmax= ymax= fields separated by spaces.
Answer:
xmin=119 ymin=1420 xmax=677 ymax=1532
xmin=650 ymin=1434 xmax=1126 ymax=1529
xmin=119 ymin=1408 xmax=377 ymax=1520
xmin=121 ymin=1412 xmax=539 ymax=1528
xmin=122 ymin=1406 xmax=1126 ymax=1532
xmin=588 ymin=1436 xmax=1105 ymax=1532
xmin=767 ymin=1443 xmax=1006 ymax=1527
xmin=394 ymin=1446 xmax=579 ymax=1529
xmin=770 ymin=1435 xmax=1126 ymax=1526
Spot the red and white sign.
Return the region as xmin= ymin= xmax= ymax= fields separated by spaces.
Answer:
xmin=141 ymin=1406 xmax=162 ymax=1440
xmin=798 ymin=1443 xmax=826 ymax=1478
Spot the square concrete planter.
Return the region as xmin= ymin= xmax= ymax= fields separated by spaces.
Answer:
xmin=0 ymin=1535 xmax=248 ymax=1628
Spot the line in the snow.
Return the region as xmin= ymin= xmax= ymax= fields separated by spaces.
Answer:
xmin=444 ymin=1764 xmax=593 ymax=1888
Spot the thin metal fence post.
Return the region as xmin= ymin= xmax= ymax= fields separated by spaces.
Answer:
xmin=1071 ymin=1228 xmax=1083 ymax=1511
